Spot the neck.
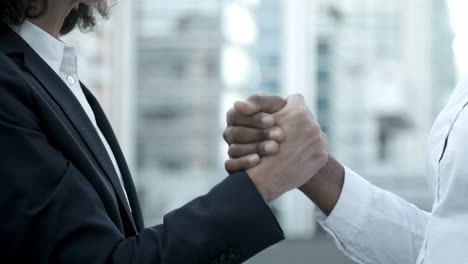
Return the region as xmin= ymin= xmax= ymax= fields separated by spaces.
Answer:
xmin=28 ymin=1 xmax=77 ymax=39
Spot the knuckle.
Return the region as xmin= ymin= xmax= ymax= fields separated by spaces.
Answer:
xmin=227 ymin=145 xmax=238 ymax=158
xmin=224 ymin=160 xmax=234 ymax=173
xmin=229 ymin=127 xmax=242 ymax=142
xmin=223 ymin=127 xmax=234 ymax=143
xmin=226 ymin=108 xmax=236 ymax=124
xmin=247 ymin=94 xmax=261 ymax=103
xmin=222 ymin=129 xmax=229 ymax=142
xmin=261 ymin=129 xmax=271 ymax=140
xmin=257 ymin=142 xmax=267 ymax=156
xmin=228 ymin=144 xmax=254 ymax=158
xmin=234 ymin=127 xmax=263 ymax=143
xmin=229 ymin=127 xmax=248 ymax=143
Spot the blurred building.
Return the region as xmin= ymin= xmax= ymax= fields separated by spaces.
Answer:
xmin=431 ymin=0 xmax=455 ymax=117
xmin=324 ymin=0 xmax=454 ymax=209
xmin=328 ymin=0 xmax=410 ymax=174
xmin=136 ymin=16 xmax=220 ymax=172
xmin=315 ymin=0 xmax=344 ymax=137
xmin=133 ymin=0 xmax=223 ymax=224
xmin=254 ymin=0 xmax=283 ymax=94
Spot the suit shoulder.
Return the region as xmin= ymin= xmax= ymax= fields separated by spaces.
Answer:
xmin=0 ymin=51 xmax=31 ymax=97
xmin=0 ymin=52 xmax=37 ymax=127
xmin=0 ymin=52 xmax=28 ymax=83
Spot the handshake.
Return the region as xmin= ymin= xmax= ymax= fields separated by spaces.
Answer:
xmin=223 ymin=94 xmax=340 ymax=206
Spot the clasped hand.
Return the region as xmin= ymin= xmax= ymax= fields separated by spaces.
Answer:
xmin=223 ymin=94 xmax=329 ymax=203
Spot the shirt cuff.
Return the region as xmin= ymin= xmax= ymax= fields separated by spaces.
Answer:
xmin=315 ymin=166 xmax=374 ymax=237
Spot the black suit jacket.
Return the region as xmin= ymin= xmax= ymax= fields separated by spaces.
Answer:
xmin=0 ymin=23 xmax=284 ymax=263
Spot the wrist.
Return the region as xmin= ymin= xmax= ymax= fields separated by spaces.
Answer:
xmin=246 ymin=167 xmax=281 ymax=203
xmin=299 ymin=155 xmax=344 ymax=216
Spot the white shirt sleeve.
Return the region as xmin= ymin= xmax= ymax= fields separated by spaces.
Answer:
xmin=316 ymin=166 xmax=430 ymax=264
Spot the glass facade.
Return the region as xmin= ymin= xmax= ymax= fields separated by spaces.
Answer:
xmin=134 ymin=0 xmax=222 ymax=224
xmin=254 ymin=0 xmax=283 ymax=94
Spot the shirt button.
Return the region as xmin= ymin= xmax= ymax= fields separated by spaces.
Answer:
xmin=67 ymin=75 xmax=75 ymax=85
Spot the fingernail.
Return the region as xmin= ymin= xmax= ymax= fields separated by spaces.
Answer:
xmin=265 ymin=142 xmax=276 ymax=152
xmin=270 ymin=130 xmax=282 ymax=139
xmin=262 ymin=116 xmax=274 ymax=125
xmin=249 ymin=155 xmax=259 ymax=162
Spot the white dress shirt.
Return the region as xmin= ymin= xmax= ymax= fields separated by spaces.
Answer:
xmin=14 ymin=21 xmax=131 ymax=208
xmin=317 ymin=75 xmax=468 ymax=264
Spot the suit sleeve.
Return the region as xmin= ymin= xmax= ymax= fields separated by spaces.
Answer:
xmin=0 ymin=60 xmax=284 ymax=264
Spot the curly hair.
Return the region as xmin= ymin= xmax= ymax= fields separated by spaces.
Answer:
xmin=0 ymin=0 xmax=109 ymax=35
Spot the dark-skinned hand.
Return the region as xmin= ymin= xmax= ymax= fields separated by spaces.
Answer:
xmin=223 ymin=94 xmax=287 ymax=174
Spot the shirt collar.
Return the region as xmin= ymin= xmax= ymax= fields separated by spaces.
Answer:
xmin=13 ymin=20 xmax=67 ymax=74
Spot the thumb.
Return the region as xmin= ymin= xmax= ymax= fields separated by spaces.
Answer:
xmin=285 ymin=93 xmax=306 ymax=107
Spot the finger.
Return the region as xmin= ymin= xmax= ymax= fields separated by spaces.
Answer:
xmin=233 ymin=101 xmax=260 ymax=116
xmin=228 ymin=141 xmax=280 ymax=158
xmin=223 ymin=127 xmax=267 ymax=144
xmin=234 ymin=94 xmax=287 ymax=115
xmin=227 ymin=108 xmax=275 ymax=128
xmin=225 ymin=154 xmax=260 ymax=174
xmin=268 ymin=127 xmax=285 ymax=142
xmin=223 ymin=126 xmax=285 ymax=144
xmin=257 ymin=140 xmax=280 ymax=156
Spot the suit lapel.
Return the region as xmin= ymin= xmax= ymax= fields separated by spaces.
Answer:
xmin=0 ymin=24 xmax=137 ymax=233
xmin=82 ymin=86 xmax=145 ymax=231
